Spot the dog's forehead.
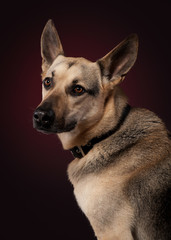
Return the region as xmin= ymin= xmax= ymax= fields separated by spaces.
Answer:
xmin=46 ymin=55 xmax=99 ymax=81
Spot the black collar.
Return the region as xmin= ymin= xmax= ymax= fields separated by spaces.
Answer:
xmin=70 ymin=104 xmax=131 ymax=159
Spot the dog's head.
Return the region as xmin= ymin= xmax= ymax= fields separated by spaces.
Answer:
xmin=33 ymin=20 xmax=138 ymax=149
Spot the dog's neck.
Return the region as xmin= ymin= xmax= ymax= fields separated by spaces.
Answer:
xmin=58 ymin=87 xmax=128 ymax=150
xmin=70 ymin=103 xmax=131 ymax=158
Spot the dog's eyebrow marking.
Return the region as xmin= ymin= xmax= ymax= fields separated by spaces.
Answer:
xmin=72 ymin=79 xmax=78 ymax=85
xmin=68 ymin=62 xmax=75 ymax=69
xmin=43 ymin=71 xmax=55 ymax=81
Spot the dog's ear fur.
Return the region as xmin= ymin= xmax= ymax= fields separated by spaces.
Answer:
xmin=41 ymin=19 xmax=64 ymax=73
xmin=97 ymin=34 xmax=138 ymax=86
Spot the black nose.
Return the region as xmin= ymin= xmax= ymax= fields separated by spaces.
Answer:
xmin=33 ymin=108 xmax=55 ymax=130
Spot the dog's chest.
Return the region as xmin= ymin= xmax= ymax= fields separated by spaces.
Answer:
xmin=74 ymin=176 xmax=101 ymax=215
xmin=73 ymin=173 xmax=124 ymax=222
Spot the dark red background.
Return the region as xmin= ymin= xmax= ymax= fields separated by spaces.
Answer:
xmin=1 ymin=1 xmax=171 ymax=239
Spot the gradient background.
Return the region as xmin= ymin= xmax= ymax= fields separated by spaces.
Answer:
xmin=1 ymin=1 xmax=171 ymax=239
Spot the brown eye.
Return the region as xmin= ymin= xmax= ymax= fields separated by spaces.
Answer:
xmin=43 ymin=77 xmax=52 ymax=89
xmin=71 ymin=85 xmax=85 ymax=96
xmin=74 ymin=86 xmax=83 ymax=93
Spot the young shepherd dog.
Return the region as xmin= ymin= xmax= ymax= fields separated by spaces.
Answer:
xmin=33 ymin=20 xmax=171 ymax=240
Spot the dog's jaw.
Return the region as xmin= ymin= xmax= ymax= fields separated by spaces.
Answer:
xmin=58 ymin=126 xmax=82 ymax=149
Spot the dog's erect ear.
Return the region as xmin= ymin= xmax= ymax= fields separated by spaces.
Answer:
xmin=41 ymin=19 xmax=64 ymax=73
xmin=97 ymin=34 xmax=138 ymax=86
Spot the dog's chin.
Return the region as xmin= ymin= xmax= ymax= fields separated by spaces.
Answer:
xmin=35 ymin=127 xmax=57 ymax=135
xmin=34 ymin=121 xmax=77 ymax=135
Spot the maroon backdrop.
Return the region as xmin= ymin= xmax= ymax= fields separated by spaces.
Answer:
xmin=1 ymin=1 xmax=171 ymax=239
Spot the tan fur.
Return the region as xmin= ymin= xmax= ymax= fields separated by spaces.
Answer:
xmin=33 ymin=20 xmax=171 ymax=240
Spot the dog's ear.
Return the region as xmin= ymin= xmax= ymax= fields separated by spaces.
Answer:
xmin=41 ymin=19 xmax=64 ymax=73
xmin=97 ymin=34 xmax=138 ymax=86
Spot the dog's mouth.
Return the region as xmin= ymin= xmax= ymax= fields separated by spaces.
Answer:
xmin=33 ymin=114 xmax=77 ymax=134
xmin=33 ymin=121 xmax=77 ymax=134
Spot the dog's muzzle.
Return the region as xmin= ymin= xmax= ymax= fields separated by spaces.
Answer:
xmin=33 ymin=107 xmax=56 ymax=133
xmin=33 ymin=103 xmax=77 ymax=134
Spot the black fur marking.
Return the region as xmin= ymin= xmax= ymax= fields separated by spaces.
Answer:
xmin=167 ymin=132 xmax=171 ymax=140
xmin=68 ymin=62 xmax=75 ymax=68
xmin=87 ymin=86 xmax=99 ymax=96
xmin=72 ymin=79 xmax=78 ymax=84
xmin=131 ymin=226 xmax=139 ymax=240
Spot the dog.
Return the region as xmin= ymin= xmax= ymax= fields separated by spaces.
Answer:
xmin=33 ymin=19 xmax=171 ymax=240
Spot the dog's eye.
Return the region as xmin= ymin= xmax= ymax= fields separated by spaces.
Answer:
xmin=43 ymin=77 xmax=52 ymax=89
xmin=71 ymin=85 xmax=85 ymax=96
